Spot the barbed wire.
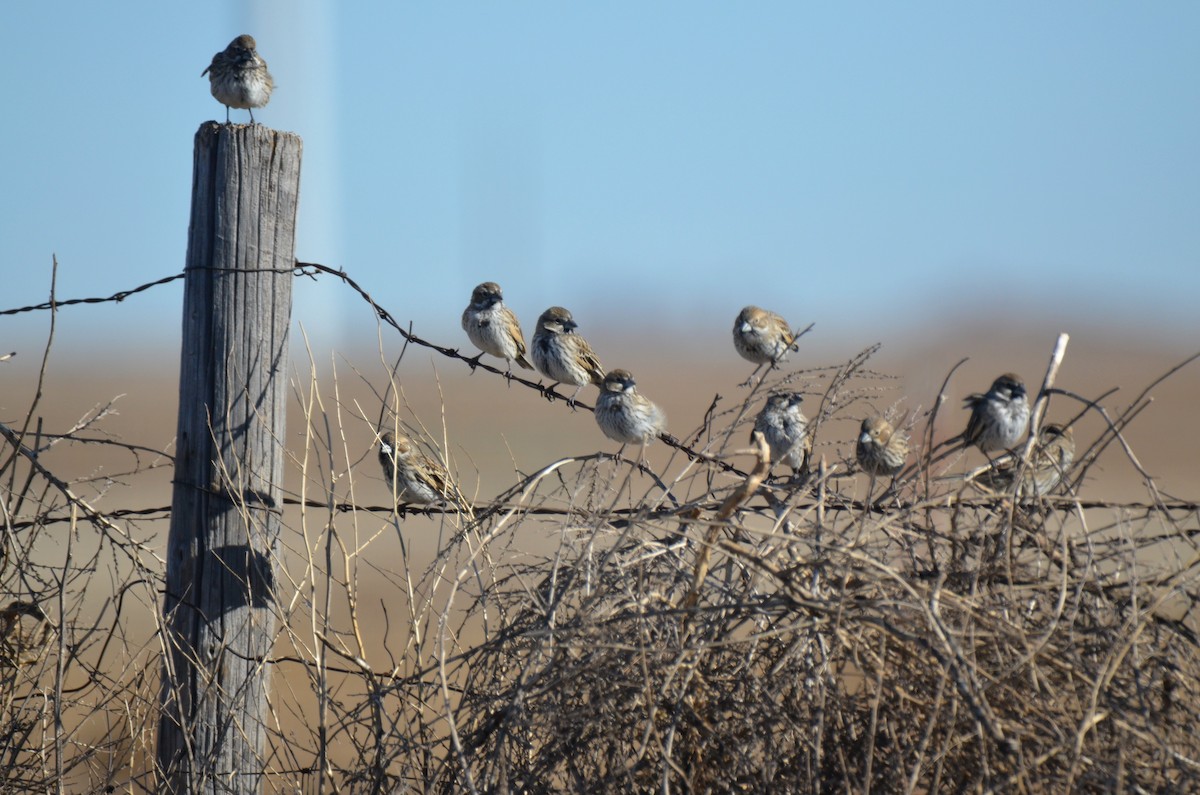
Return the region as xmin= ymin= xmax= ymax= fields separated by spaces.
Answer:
xmin=3 ymin=263 xmax=751 ymax=476
xmin=6 ymin=261 xmax=1198 ymax=504
xmin=5 ymin=259 xmax=1200 ymax=792
xmin=0 ymin=272 xmax=185 ymax=316
xmin=8 ymin=493 xmax=1199 ymax=534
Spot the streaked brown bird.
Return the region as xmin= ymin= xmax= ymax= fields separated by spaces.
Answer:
xmin=378 ymin=431 xmax=456 ymax=506
xmin=0 ymin=601 xmax=52 ymax=668
xmin=753 ymin=392 xmax=810 ymax=472
xmin=202 ymin=35 xmax=274 ymax=123
xmin=856 ymin=415 xmax=909 ymax=477
xmin=595 ymin=369 xmax=666 ymax=445
xmin=963 ymin=373 xmax=1030 ymax=454
xmin=732 ymin=305 xmax=797 ymax=365
xmin=531 ymin=306 xmax=605 ymax=404
xmin=974 ymin=423 xmax=1075 ymax=496
xmin=461 ymin=281 xmax=533 ymax=373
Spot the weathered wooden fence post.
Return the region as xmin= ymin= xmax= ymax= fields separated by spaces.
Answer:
xmin=157 ymin=121 xmax=301 ymax=793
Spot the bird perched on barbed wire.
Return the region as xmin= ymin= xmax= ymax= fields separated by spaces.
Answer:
xmin=531 ymin=306 xmax=605 ymax=405
xmin=0 ymin=601 xmax=52 ymax=669
xmin=732 ymin=306 xmax=798 ymax=366
xmin=753 ymin=392 xmax=810 ymax=473
xmin=856 ymin=415 xmax=908 ymax=477
xmin=595 ymin=369 xmax=666 ymax=445
xmin=202 ymin=35 xmax=274 ymax=123
xmin=972 ymin=423 xmax=1075 ymax=496
xmin=461 ymin=282 xmax=532 ymax=374
xmin=378 ymin=431 xmax=460 ymax=507
xmin=963 ymin=373 xmax=1030 ymax=454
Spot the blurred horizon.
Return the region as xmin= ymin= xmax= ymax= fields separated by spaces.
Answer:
xmin=3 ymin=2 xmax=1198 ymax=360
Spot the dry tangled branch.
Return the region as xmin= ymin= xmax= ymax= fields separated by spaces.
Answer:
xmin=2 ymin=263 xmax=1198 ymax=792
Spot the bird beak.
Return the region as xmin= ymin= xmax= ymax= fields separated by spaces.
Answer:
xmin=740 ymin=322 xmax=752 ymax=333
xmin=859 ymin=432 xmax=872 ymax=445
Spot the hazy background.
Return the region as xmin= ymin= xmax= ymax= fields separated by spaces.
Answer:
xmin=3 ymin=3 xmax=1198 ymax=340
xmin=2 ymin=2 xmax=1197 ymax=499
xmin=2 ymin=7 xmax=1197 ymax=780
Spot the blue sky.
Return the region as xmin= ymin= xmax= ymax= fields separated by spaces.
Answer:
xmin=2 ymin=2 xmax=1197 ymax=358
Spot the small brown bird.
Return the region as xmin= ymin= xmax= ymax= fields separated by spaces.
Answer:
xmin=974 ymin=423 xmax=1075 ymax=496
xmin=753 ymin=392 xmax=810 ymax=472
xmin=531 ymin=306 xmax=605 ymax=404
xmin=378 ymin=431 xmax=456 ymax=506
xmin=461 ymin=282 xmax=533 ymax=373
xmin=856 ymin=415 xmax=908 ymax=477
xmin=732 ymin=306 xmax=797 ymax=366
xmin=963 ymin=373 xmax=1030 ymax=454
xmin=0 ymin=601 xmax=52 ymax=668
xmin=202 ymin=35 xmax=274 ymax=123
xmin=594 ymin=369 xmax=666 ymax=445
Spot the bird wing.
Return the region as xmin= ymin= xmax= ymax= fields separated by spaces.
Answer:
xmin=577 ymin=340 xmax=606 ymax=384
xmin=503 ymin=306 xmax=534 ymax=369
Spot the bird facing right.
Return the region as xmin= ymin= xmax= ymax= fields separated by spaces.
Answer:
xmin=963 ymin=373 xmax=1030 ymax=454
xmin=732 ymin=306 xmax=797 ymax=365
xmin=531 ymin=307 xmax=606 ymax=399
xmin=594 ymin=369 xmax=666 ymax=445
xmin=753 ymin=392 xmax=810 ymax=471
xmin=202 ymin=34 xmax=274 ymax=123
xmin=461 ymin=281 xmax=533 ymax=372
xmin=378 ymin=431 xmax=455 ymax=505
xmin=856 ymin=415 xmax=909 ymax=476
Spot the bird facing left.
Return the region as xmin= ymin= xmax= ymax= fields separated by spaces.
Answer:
xmin=378 ymin=431 xmax=455 ymax=506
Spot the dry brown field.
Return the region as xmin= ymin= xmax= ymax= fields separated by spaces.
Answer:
xmin=3 ymin=317 xmax=1198 ymax=791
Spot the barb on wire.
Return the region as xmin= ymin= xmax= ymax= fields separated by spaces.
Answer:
xmin=0 ymin=272 xmax=185 ymax=316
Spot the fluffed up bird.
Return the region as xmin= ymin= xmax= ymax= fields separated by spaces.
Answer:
xmin=973 ymin=423 xmax=1075 ymax=496
xmin=378 ymin=431 xmax=457 ymax=506
xmin=856 ymin=415 xmax=908 ymax=477
xmin=0 ymin=601 xmax=52 ymax=668
xmin=202 ymin=35 xmax=274 ymax=123
xmin=963 ymin=373 xmax=1030 ymax=454
xmin=733 ymin=306 xmax=798 ymax=366
xmin=461 ymin=281 xmax=533 ymax=373
xmin=595 ymin=369 xmax=666 ymax=445
xmin=531 ymin=306 xmax=605 ymax=404
xmin=753 ymin=392 xmax=810 ymax=472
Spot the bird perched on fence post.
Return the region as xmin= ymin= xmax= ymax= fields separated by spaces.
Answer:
xmin=461 ymin=281 xmax=533 ymax=375
xmin=963 ymin=373 xmax=1030 ymax=454
xmin=753 ymin=392 xmax=810 ymax=475
xmin=202 ymin=35 xmax=274 ymax=123
xmin=594 ymin=369 xmax=666 ymax=447
xmin=531 ymin=306 xmax=606 ymax=407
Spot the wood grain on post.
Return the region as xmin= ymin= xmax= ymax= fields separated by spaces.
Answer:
xmin=158 ymin=122 xmax=301 ymax=793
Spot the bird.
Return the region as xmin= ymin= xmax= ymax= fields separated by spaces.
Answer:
xmin=594 ymin=369 xmax=666 ymax=445
xmin=732 ymin=306 xmax=798 ymax=366
xmin=202 ymin=35 xmax=274 ymax=123
xmin=963 ymin=373 xmax=1030 ymax=454
xmin=856 ymin=415 xmax=908 ymax=477
xmin=973 ymin=423 xmax=1075 ymax=496
xmin=531 ymin=306 xmax=605 ymax=404
xmin=0 ymin=601 xmax=52 ymax=668
xmin=753 ymin=392 xmax=810 ymax=472
xmin=461 ymin=282 xmax=533 ymax=373
xmin=378 ymin=431 xmax=457 ymax=506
